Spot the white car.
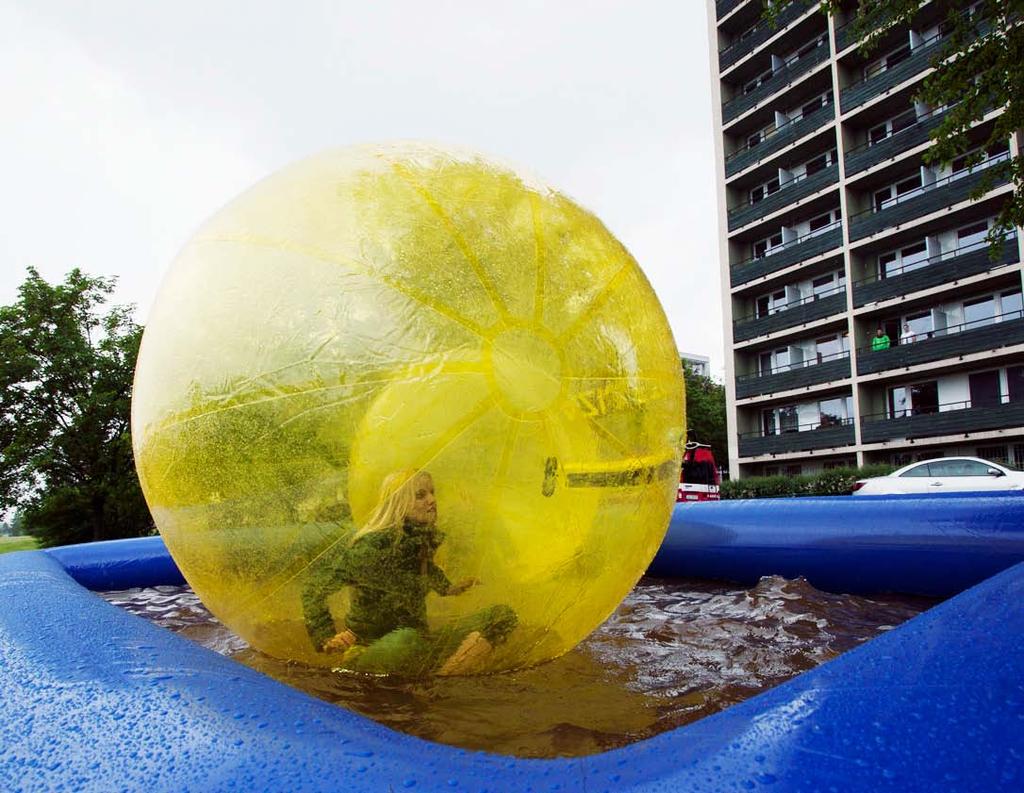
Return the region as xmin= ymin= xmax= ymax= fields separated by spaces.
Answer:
xmin=852 ymin=456 xmax=1024 ymax=495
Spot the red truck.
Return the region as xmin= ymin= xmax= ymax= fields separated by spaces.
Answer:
xmin=677 ymin=441 xmax=720 ymax=502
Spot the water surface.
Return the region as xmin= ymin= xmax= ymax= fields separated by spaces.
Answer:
xmin=101 ymin=576 xmax=935 ymax=758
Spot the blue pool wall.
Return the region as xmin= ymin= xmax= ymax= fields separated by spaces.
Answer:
xmin=2 ymin=493 xmax=1024 ymax=792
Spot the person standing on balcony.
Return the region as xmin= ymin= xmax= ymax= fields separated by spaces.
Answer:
xmin=872 ymin=327 xmax=891 ymax=351
xmin=900 ymin=323 xmax=916 ymax=345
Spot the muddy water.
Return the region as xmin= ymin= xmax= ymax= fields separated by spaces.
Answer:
xmin=100 ymin=577 xmax=935 ymax=758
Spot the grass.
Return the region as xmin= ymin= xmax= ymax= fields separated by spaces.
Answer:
xmin=0 ymin=535 xmax=39 ymax=554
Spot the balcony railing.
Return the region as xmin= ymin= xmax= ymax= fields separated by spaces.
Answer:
xmin=736 ymin=351 xmax=852 ymax=399
xmin=720 ymin=2 xmax=809 ymax=71
xmin=728 ymin=164 xmax=839 ymax=231
xmin=844 ymin=108 xmax=948 ymax=177
xmin=839 ymin=30 xmax=949 ymax=114
xmin=833 ymin=16 xmax=860 ymax=53
xmin=731 ymin=221 xmax=843 ymax=287
xmin=852 ymin=235 xmax=1019 ymax=308
xmin=734 ymin=287 xmax=846 ymax=342
xmin=861 ymin=398 xmax=1024 ymax=444
xmin=722 ymin=42 xmax=829 ymax=124
xmin=848 ymin=159 xmax=1011 ymax=242
xmin=739 ymin=418 xmax=856 ymax=456
xmin=716 ymin=0 xmax=746 ymax=20
xmin=725 ymin=104 xmax=834 ymax=178
xmin=857 ymin=311 xmax=1024 ymax=376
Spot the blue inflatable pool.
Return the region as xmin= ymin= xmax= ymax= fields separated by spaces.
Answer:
xmin=3 ymin=493 xmax=1024 ymax=792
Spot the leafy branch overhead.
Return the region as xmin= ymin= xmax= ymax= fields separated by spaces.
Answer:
xmin=0 ymin=268 xmax=153 ymax=546
xmin=763 ymin=0 xmax=1024 ymax=245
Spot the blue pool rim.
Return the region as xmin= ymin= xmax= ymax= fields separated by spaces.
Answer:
xmin=2 ymin=492 xmax=1023 ymax=792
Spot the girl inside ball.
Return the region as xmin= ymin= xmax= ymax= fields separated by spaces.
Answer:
xmin=301 ymin=469 xmax=517 ymax=676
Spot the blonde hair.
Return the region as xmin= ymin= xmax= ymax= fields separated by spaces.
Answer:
xmin=350 ymin=469 xmax=430 ymax=545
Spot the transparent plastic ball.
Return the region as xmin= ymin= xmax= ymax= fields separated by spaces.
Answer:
xmin=132 ymin=143 xmax=685 ymax=675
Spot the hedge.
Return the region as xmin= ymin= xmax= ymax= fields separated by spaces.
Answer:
xmin=719 ymin=464 xmax=895 ymax=499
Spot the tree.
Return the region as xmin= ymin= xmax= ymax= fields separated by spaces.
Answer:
xmin=769 ymin=0 xmax=1023 ymax=248
xmin=0 ymin=268 xmax=153 ymax=547
xmin=683 ymin=364 xmax=728 ymax=462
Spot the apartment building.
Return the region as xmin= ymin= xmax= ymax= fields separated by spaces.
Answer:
xmin=708 ymin=0 xmax=1024 ymax=477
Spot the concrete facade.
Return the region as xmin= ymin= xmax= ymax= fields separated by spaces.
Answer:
xmin=708 ymin=0 xmax=1024 ymax=478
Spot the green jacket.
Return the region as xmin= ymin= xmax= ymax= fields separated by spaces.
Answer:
xmin=871 ymin=334 xmax=891 ymax=351
xmin=301 ymin=521 xmax=452 ymax=650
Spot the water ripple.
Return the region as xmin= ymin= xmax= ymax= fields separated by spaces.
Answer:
xmin=101 ymin=576 xmax=935 ymax=758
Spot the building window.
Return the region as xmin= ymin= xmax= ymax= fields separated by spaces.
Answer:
xmin=808 ymin=210 xmax=837 ymax=232
xmin=750 ymin=177 xmax=780 ymax=204
xmin=957 ymin=220 xmax=989 ymax=250
xmin=1000 ymin=290 xmax=1023 ymax=319
xmin=864 ymin=42 xmax=911 ymax=79
xmin=889 ymin=381 xmax=939 ymax=417
xmin=818 ymin=397 xmax=848 ymax=428
xmin=878 ymin=251 xmax=898 ymax=279
xmin=1007 ymin=366 xmax=1024 ymax=403
xmin=754 ymin=289 xmax=788 ymax=319
xmin=874 ymin=173 xmax=922 ymax=211
xmin=743 ymin=67 xmax=774 ymax=95
xmin=963 ymin=296 xmax=996 ymax=329
xmin=763 ymin=465 xmax=780 ymax=476
xmin=910 ymin=382 xmax=939 ymax=414
xmin=815 ymin=334 xmax=844 ymax=362
xmin=762 ymin=405 xmax=799 ymax=435
xmin=799 ymin=89 xmax=832 ymax=118
xmin=753 ymin=232 xmax=784 ymax=259
xmin=804 ymin=149 xmax=836 ymax=176
xmin=951 ymin=140 xmax=1010 ymax=176
xmin=783 ymin=464 xmax=803 ymax=476
xmin=968 ymin=370 xmax=1001 ymax=408
xmin=811 ymin=273 xmax=840 ymax=298
xmin=903 ymin=310 xmax=932 ymax=340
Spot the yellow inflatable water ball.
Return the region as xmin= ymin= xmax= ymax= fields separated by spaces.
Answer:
xmin=132 ymin=143 xmax=685 ymax=675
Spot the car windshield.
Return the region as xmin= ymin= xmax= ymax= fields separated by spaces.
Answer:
xmin=899 ymin=463 xmax=932 ymax=477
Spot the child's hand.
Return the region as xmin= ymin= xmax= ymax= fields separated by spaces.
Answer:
xmin=449 ymin=577 xmax=481 ymax=595
xmin=323 ymin=629 xmax=357 ymax=653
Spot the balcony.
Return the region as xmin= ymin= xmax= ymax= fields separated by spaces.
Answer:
xmin=728 ymin=164 xmax=839 ymax=231
xmin=833 ymin=16 xmax=860 ymax=53
xmin=735 ymin=286 xmax=846 ymax=342
xmin=722 ymin=43 xmax=829 ymax=124
xmin=720 ymin=2 xmax=809 ymax=71
xmin=839 ymin=31 xmax=948 ymax=114
xmin=861 ymin=398 xmax=1024 ymax=444
xmin=736 ymin=352 xmax=851 ymax=399
xmin=844 ymin=109 xmax=947 ymax=177
xmin=726 ymin=104 xmax=834 ymax=178
xmin=731 ymin=222 xmax=843 ymax=287
xmin=857 ymin=311 xmax=1024 ymax=376
xmin=716 ymin=0 xmax=745 ymax=20
xmin=848 ymin=161 xmax=1011 ymax=242
xmin=852 ymin=236 xmax=1020 ymax=308
xmin=739 ymin=419 xmax=856 ymax=456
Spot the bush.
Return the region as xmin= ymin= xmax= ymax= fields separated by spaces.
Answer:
xmin=720 ymin=464 xmax=895 ymax=499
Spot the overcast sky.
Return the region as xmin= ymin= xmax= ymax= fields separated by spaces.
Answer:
xmin=0 ymin=1 xmax=722 ymax=373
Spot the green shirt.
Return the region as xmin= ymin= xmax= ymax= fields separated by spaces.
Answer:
xmin=871 ymin=334 xmax=891 ymax=351
xmin=301 ymin=521 xmax=452 ymax=650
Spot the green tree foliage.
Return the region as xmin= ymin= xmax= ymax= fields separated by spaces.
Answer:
xmin=683 ymin=364 xmax=727 ymax=461
xmin=768 ymin=0 xmax=1024 ymax=247
xmin=0 ymin=268 xmax=153 ymax=547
